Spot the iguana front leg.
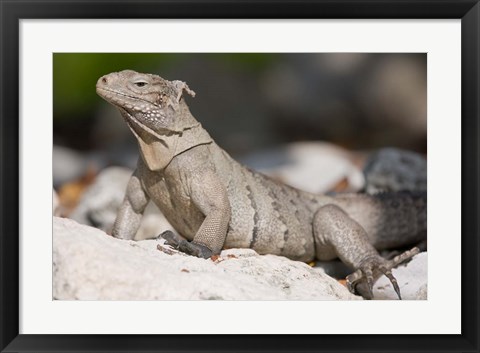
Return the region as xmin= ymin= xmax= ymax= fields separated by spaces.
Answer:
xmin=313 ymin=205 xmax=417 ymax=299
xmin=175 ymin=171 xmax=231 ymax=259
xmin=112 ymin=169 xmax=149 ymax=240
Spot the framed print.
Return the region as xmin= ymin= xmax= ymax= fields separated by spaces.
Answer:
xmin=1 ymin=1 xmax=479 ymax=352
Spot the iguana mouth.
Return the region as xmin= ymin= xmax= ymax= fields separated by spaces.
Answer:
xmin=96 ymin=86 xmax=178 ymax=136
xmin=96 ymin=86 xmax=162 ymax=109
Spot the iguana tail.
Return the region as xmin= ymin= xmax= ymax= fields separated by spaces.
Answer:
xmin=372 ymin=190 xmax=427 ymax=249
xmin=334 ymin=191 xmax=427 ymax=250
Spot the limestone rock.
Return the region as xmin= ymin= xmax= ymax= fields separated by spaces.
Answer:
xmin=53 ymin=217 xmax=359 ymax=300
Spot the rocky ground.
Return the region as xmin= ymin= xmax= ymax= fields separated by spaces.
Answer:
xmin=53 ymin=216 xmax=426 ymax=301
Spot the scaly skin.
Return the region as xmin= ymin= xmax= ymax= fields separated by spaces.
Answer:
xmin=96 ymin=70 xmax=427 ymax=299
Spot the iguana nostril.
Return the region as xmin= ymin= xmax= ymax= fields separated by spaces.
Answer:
xmin=97 ymin=76 xmax=109 ymax=87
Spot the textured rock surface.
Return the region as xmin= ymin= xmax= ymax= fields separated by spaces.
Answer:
xmin=53 ymin=217 xmax=359 ymax=300
xmin=373 ymin=252 xmax=428 ymax=300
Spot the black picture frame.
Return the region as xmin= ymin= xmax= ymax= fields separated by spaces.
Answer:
xmin=1 ymin=1 xmax=479 ymax=352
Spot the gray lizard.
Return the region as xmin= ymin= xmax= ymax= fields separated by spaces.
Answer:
xmin=96 ymin=70 xmax=426 ymax=299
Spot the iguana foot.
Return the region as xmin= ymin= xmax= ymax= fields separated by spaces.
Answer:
xmin=178 ymin=240 xmax=213 ymax=259
xmin=159 ymin=230 xmax=213 ymax=258
xmin=346 ymin=247 xmax=420 ymax=300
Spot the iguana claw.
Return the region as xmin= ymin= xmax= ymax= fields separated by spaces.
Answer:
xmin=346 ymin=247 xmax=420 ymax=300
xmin=158 ymin=230 xmax=181 ymax=247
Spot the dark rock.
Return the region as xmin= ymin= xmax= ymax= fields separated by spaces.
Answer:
xmin=363 ymin=148 xmax=427 ymax=194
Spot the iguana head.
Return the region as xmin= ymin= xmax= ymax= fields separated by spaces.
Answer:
xmin=96 ymin=70 xmax=196 ymax=135
xmin=96 ymin=70 xmax=212 ymax=171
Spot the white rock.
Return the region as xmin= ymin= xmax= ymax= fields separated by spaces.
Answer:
xmin=53 ymin=217 xmax=359 ymax=300
xmin=373 ymin=252 xmax=428 ymax=300
xmin=69 ymin=166 xmax=174 ymax=239
xmin=69 ymin=166 xmax=132 ymax=229
xmin=242 ymin=142 xmax=364 ymax=194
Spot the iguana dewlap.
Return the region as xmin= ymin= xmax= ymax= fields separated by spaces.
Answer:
xmin=96 ymin=70 xmax=427 ymax=299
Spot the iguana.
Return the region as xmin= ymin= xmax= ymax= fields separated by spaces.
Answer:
xmin=96 ymin=70 xmax=427 ymax=299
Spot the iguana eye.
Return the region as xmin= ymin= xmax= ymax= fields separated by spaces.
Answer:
xmin=134 ymin=80 xmax=148 ymax=87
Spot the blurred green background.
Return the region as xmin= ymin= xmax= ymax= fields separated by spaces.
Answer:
xmin=54 ymin=53 xmax=275 ymax=125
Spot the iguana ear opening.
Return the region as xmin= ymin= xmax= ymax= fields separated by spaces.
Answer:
xmin=172 ymin=80 xmax=196 ymax=102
